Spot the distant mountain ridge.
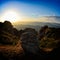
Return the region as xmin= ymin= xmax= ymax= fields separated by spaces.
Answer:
xmin=14 ymin=16 xmax=60 ymax=31
xmin=14 ymin=22 xmax=60 ymax=31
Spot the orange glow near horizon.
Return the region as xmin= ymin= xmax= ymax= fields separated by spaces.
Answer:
xmin=0 ymin=10 xmax=22 ymax=23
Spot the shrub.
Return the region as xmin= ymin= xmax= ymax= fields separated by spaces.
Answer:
xmin=40 ymin=37 xmax=59 ymax=49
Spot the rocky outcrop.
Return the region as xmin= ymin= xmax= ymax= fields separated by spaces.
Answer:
xmin=20 ymin=28 xmax=40 ymax=54
xmin=0 ymin=21 xmax=24 ymax=59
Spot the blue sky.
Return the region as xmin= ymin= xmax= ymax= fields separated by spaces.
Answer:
xmin=0 ymin=0 xmax=60 ymax=16
xmin=0 ymin=0 xmax=60 ymax=23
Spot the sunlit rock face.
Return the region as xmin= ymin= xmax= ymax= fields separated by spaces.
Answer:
xmin=0 ymin=41 xmax=24 ymax=59
xmin=20 ymin=28 xmax=40 ymax=54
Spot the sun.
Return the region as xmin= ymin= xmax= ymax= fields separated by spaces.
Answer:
xmin=0 ymin=10 xmax=21 ymax=23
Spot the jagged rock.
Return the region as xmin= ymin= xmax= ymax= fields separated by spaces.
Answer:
xmin=0 ymin=21 xmax=20 ymax=45
xmin=20 ymin=31 xmax=40 ymax=54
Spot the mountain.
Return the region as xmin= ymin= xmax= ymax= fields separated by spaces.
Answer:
xmin=14 ymin=16 xmax=60 ymax=31
xmin=0 ymin=21 xmax=60 ymax=59
xmin=14 ymin=22 xmax=60 ymax=31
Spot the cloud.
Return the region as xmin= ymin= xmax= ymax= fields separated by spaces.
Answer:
xmin=38 ymin=16 xmax=60 ymax=23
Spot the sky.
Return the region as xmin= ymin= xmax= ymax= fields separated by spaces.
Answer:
xmin=0 ymin=0 xmax=60 ymax=23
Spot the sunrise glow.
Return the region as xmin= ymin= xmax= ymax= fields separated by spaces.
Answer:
xmin=0 ymin=10 xmax=21 ymax=23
